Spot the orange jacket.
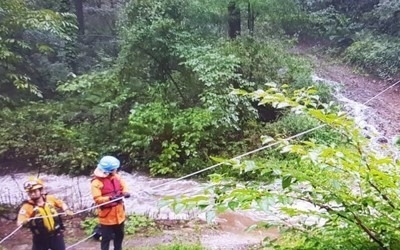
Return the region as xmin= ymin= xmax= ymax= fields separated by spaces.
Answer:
xmin=91 ymin=173 xmax=128 ymax=225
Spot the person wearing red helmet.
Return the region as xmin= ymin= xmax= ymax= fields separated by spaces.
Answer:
xmin=91 ymin=156 xmax=130 ymax=250
xmin=17 ymin=177 xmax=74 ymax=250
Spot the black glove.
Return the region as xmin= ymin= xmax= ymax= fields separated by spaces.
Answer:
xmin=110 ymin=194 xmax=123 ymax=201
xmin=123 ymin=192 xmax=131 ymax=198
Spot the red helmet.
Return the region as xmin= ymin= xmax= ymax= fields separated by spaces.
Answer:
xmin=23 ymin=177 xmax=44 ymax=192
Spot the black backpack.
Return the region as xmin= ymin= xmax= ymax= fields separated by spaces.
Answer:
xmin=93 ymin=224 xmax=102 ymax=241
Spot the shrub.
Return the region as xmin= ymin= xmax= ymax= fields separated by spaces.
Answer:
xmin=344 ymin=33 xmax=400 ymax=78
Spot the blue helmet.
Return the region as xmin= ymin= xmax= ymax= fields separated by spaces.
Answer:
xmin=97 ymin=156 xmax=120 ymax=173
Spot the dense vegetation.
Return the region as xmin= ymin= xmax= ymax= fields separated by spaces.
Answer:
xmin=1 ymin=0 xmax=400 ymax=249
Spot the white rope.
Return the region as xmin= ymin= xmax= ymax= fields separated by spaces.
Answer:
xmin=0 ymin=225 xmax=23 ymax=244
xmin=66 ymin=233 xmax=96 ymax=249
xmin=1 ymin=79 xmax=399 ymax=247
xmin=363 ymin=79 xmax=400 ymax=105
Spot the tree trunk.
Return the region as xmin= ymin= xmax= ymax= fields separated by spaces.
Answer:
xmin=228 ymin=1 xmax=241 ymax=39
xmin=247 ymin=1 xmax=255 ymax=35
xmin=74 ymin=0 xmax=85 ymax=35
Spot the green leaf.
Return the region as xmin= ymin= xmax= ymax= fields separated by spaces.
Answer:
xmin=257 ymin=196 xmax=275 ymax=212
xmin=282 ymin=175 xmax=292 ymax=189
xmin=173 ymin=203 xmax=185 ymax=214
xmin=228 ymin=201 xmax=239 ymax=210
xmin=244 ymin=160 xmax=257 ymax=172
xmin=261 ymin=135 xmax=276 ymax=144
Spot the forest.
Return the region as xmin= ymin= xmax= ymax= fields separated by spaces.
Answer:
xmin=2 ymin=0 xmax=400 ymax=249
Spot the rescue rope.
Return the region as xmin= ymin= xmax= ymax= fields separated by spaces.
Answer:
xmin=0 ymin=225 xmax=23 ymax=244
xmin=364 ymin=79 xmax=400 ymax=105
xmin=65 ymin=233 xmax=96 ymax=250
xmin=1 ymin=79 xmax=399 ymax=247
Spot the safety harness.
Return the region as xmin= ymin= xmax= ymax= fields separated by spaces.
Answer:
xmin=23 ymin=198 xmax=64 ymax=236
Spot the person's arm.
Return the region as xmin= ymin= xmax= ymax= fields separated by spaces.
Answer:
xmin=47 ymin=195 xmax=74 ymax=215
xmin=91 ymin=179 xmax=112 ymax=204
xmin=17 ymin=204 xmax=32 ymax=226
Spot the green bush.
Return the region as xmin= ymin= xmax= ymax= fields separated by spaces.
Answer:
xmin=344 ymin=33 xmax=400 ymax=78
xmin=123 ymin=102 xmax=232 ymax=176
xmin=125 ymin=214 xmax=157 ymax=235
xmin=0 ymin=100 xmax=127 ymax=175
xmin=256 ymin=0 xmax=310 ymax=36
xmin=222 ymin=37 xmax=313 ymax=90
xmin=81 ymin=214 xmax=156 ymax=236
xmin=80 ymin=217 xmax=98 ymax=236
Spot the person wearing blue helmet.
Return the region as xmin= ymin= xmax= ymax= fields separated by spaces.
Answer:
xmin=91 ymin=156 xmax=130 ymax=250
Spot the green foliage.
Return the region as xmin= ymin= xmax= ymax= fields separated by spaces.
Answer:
xmin=118 ymin=0 xmax=190 ymax=85
xmin=344 ymin=33 xmax=400 ymax=78
xmin=270 ymin=227 xmax=379 ymax=250
xmin=176 ymin=42 xmax=251 ymax=126
xmin=300 ymin=0 xmax=400 ymax=79
xmin=123 ymin=102 xmax=218 ymax=176
xmin=0 ymin=102 xmax=100 ymax=174
xmin=151 ymin=244 xmax=204 ymax=250
xmin=80 ymin=216 xmax=98 ymax=235
xmin=0 ymin=69 xmax=137 ymax=174
xmin=125 ymin=214 xmax=157 ymax=234
xmin=263 ymin=112 xmax=342 ymax=145
xmin=0 ymin=0 xmax=76 ymax=103
xmin=307 ymin=6 xmax=353 ymax=39
xmin=256 ymin=0 xmax=309 ymax=36
xmin=222 ymin=37 xmax=313 ymax=89
xmin=81 ymin=214 xmax=156 ymax=236
xmin=57 ymin=69 xmax=134 ymax=113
